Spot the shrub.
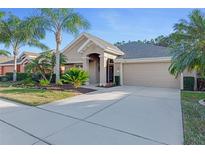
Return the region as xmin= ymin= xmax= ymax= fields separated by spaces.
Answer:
xmin=17 ymin=73 xmax=31 ymax=81
xmin=197 ymin=78 xmax=205 ymax=91
xmin=12 ymin=78 xmax=36 ymax=87
xmin=32 ymin=73 xmax=57 ymax=83
xmin=62 ymin=67 xmax=89 ymax=88
xmin=32 ymin=73 xmax=42 ymax=82
xmin=5 ymin=72 xmax=13 ymax=81
xmin=21 ymin=78 xmax=36 ymax=87
xmin=56 ymin=79 xmax=63 ymax=86
xmin=0 ymin=76 xmax=8 ymax=82
xmin=46 ymin=74 xmax=56 ymax=83
xmin=183 ymin=76 xmax=195 ymax=91
xmin=39 ymin=79 xmax=50 ymax=87
xmin=5 ymin=72 xmax=31 ymax=81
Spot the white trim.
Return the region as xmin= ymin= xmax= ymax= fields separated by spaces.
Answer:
xmin=105 ymin=48 xmax=124 ymax=56
xmin=77 ymin=39 xmax=91 ymax=53
xmin=114 ymin=57 xmax=172 ymax=63
xmin=84 ymin=33 xmax=107 ymax=50
xmin=62 ymin=33 xmax=85 ymax=53
xmin=65 ymin=61 xmax=83 ymax=64
xmin=180 ymin=73 xmax=184 ymax=90
xmin=193 ymin=70 xmax=197 ymax=91
xmin=62 ymin=32 xmax=124 ymax=56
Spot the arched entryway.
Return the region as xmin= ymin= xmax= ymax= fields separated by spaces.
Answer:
xmin=83 ymin=53 xmax=115 ymax=86
xmin=88 ymin=53 xmax=100 ymax=84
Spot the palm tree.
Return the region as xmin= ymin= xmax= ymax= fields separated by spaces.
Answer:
xmin=0 ymin=11 xmax=4 ymax=19
xmin=169 ymin=9 xmax=205 ymax=78
xmin=0 ymin=11 xmax=10 ymax=57
xmin=0 ymin=50 xmax=10 ymax=56
xmin=0 ymin=13 xmax=48 ymax=81
xmin=37 ymin=8 xmax=90 ymax=83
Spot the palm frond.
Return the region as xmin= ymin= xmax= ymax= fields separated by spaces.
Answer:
xmin=169 ymin=9 xmax=205 ymax=77
xmin=0 ymin=49 xmax=10 ymax=56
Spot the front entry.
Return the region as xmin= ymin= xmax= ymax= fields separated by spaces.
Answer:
xmin=108 ymin=65 xmax=114 ymax=82
xmin=106 ymin=59 xmax=114 ymax=83
xmin=84 ymin=54 xmax=115 ymax=86
xmin=88 ymin=53 xmax=100 ymax=84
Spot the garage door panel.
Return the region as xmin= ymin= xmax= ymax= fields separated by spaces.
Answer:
xmin=123 ymin=62 xmax=180 ymax=88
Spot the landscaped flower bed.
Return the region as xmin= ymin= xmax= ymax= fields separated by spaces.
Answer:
xmin=36 ymin=83 xmax=96 ymax=94
xmin=0 ymin=81 xmax=95 ymax=106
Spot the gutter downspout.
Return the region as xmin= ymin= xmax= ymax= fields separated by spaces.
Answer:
xmin=180 ymin=73 xmax=184 ymax=90
xmin=120 ymin=62 xmax=123 ymax=86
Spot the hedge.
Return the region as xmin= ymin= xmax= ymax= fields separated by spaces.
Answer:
xmin=197 ymin=78 xmax=205 ymax=91
xmin=5 ymin=72 xmax=31 ymax=81
xmin=183 ymin=76 xmax=195 ymax=91
xmin=0 ymin=76 xmax=8 ymax=82
xmin=3 ymin=72 xmax=59 ymax=83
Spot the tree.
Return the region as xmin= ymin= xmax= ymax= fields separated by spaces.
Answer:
xmin=37 ymin=8 xmax=90 ymax=83
xmin=169 ymin=9 xmax=205 ymax=78
xmin=153 ymin=35 xmax=172 ymax=47
xmin=114 ymin=35 xmax=172 ymax=47
xmin=26 ymin=50 xmax=67 ymax=82
xmin=0 ymin=13 xmax=48 ymax=81
xmin=0 ymin=11 xmax=10 ymax=57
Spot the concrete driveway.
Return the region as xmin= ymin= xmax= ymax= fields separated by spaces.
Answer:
xmin=0 ymin=86 xmax=183 ymax=145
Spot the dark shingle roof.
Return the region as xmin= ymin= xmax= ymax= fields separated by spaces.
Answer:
xmin=116 ymin=42 xmax=171 ymax=59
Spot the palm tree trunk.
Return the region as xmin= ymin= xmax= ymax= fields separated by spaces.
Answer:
xmin=55 ymin=31 xmax=61 ymax=83
xmin=13 ymin=53 xmax=17 ymax=82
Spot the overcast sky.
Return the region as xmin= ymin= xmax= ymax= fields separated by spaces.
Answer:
xmin=0 ymin=8 xmax=196 ymax=54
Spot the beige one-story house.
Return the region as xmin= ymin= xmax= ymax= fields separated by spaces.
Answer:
xmin=63 ymin=33 xmax=193 ymax=89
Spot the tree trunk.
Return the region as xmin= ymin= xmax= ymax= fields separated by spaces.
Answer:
xmin=13 ymin=53 xmax=17 ymax=82
xmin=55 ymin=31 xmax=61 ymax=83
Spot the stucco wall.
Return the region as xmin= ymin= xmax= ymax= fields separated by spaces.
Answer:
xmin=82 ymin=43 xmax=104 ymax=56
xmin=63 ymin=36 xmax=88 ymax=63
xmin=114 ymin=61 xmax=180 ymax=88
xmin=114 ymin=63 xmax=121 ymax=77
xmin=122 ymin=62 xmax=180 ymax=88
xmin=183 ymin=69 xmax=197 ymax=77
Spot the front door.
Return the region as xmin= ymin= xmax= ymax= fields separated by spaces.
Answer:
xmin=108 ymin=65 xmax=114 ymax=82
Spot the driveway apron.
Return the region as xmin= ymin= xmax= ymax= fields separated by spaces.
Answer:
xmin=0 ymin=86 xmax=183 ymax=145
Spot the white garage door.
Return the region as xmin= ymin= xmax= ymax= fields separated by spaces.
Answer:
xmin=123 ymin=62 xmax=180 ymax=88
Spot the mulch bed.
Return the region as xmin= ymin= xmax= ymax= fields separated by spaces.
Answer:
xmin=36 ymin=84 xmax=96 ymax=94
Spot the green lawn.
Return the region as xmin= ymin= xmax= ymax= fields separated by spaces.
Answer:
xmin=0 ymin=86 xmax=77 ymax=106
xmin=0 ymin=81 xmax=18 ymax=87
xmin=181 ymin=91 xmax=205 ymax=144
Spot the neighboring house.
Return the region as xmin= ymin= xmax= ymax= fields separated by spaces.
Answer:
xmin=0 ymin=52 xmax=39 ymax=75
xmin=63 ymin=32 xmax=189 ymax=89
xmin=0 ymin=55 xmax=13 ymax=64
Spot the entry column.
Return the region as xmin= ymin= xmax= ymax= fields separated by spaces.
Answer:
xmin=82 ymin=56 xmax=90 ymax=85
xmin=99 ymin=55 xmax=108 ymax=86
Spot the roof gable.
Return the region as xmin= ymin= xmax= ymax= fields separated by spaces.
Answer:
xmin=62 ymin=32 xmax=124 ymax=56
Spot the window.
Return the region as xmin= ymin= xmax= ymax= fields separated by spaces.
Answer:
xmin=75 ymin=64 xmax=83 ymax=68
